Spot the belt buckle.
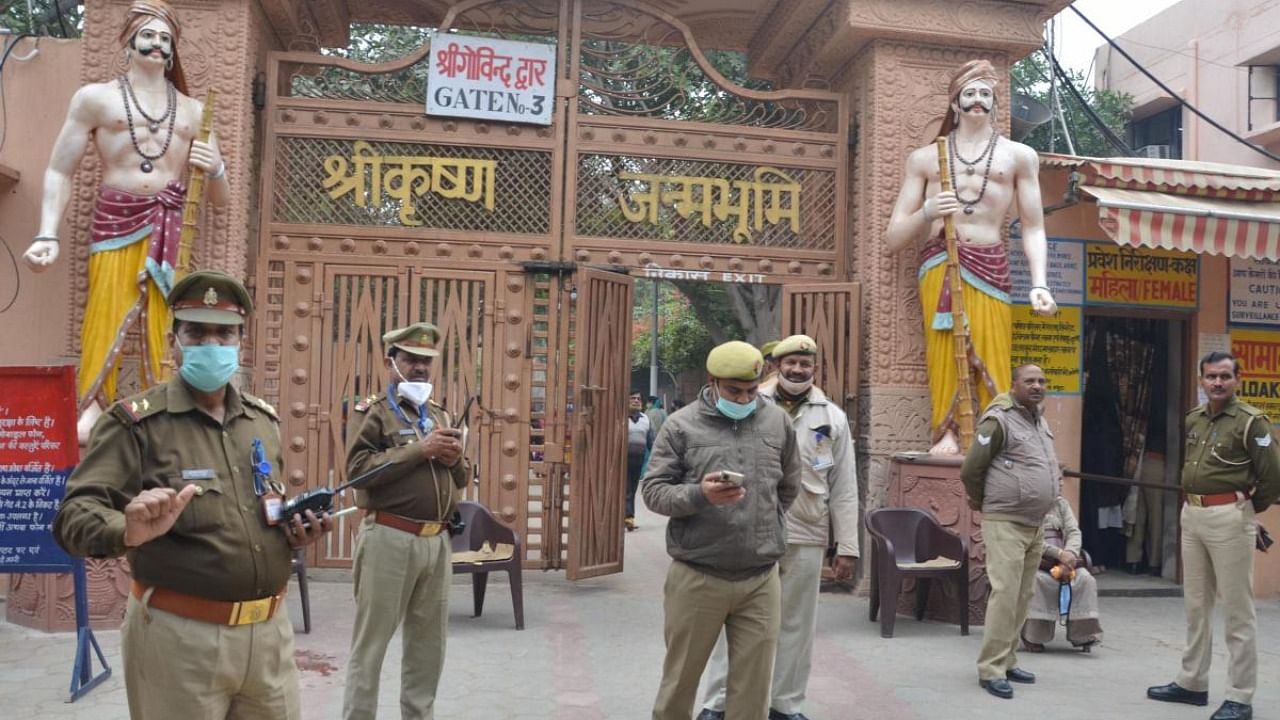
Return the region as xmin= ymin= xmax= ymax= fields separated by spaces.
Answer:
xmin=418 ymin=522 xmax=441 ymax=537
xmin=231 ymin=597 xmax=273 ymax=625
xmin=1187 ymin=494 xmax=1204 ymax=507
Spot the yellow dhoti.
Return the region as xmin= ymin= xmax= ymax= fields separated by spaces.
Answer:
xmin=79 ymin=183 xmax=186 ymax=411
xmin=79 ymin=237 xmax=171 ymax=410
xmin=917 ymin=241 xmax=1012 ymax=444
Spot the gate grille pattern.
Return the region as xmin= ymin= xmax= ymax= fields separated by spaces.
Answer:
xmin=271 ymin=137 xmax=553 ymax=234
xmin=575 ymin=154 xmax=837 ymax=249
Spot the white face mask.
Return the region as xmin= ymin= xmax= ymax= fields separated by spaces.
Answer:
xmin=777 ymin=375 xmax=813 ymax=396
xmin=393 ymin=360 xmax=433 ymax=407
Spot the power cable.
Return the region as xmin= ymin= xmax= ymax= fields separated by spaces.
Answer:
xmin=1070 ymin=4 xmax=1280 ymax=164
xmin=1047 ymin=49 xmax=1134 ymax=156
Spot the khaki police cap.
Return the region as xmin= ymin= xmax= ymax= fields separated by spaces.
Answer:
xmin=759 ymin=340 xmax=780 ymax=359
xmin=168 ymin=270 xmax=253 ymax=325
xmin=772 ymin=334 xmax=817 ymax=359
xmin=706 ymin=341 xmax=764 ymax=381
xmin=382 ymin=322 xmax=441 ymax=357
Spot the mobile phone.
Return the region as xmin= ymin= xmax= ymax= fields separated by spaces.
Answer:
xmin=720 ymin=471 xmax=744 ymax=486
xmin=453 ymin=395 xmax=477 ymax=429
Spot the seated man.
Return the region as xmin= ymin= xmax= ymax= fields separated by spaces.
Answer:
xmin=1022 ymin=496 xmax=1103 ymax=651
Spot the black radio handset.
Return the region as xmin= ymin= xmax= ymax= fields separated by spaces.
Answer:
xmin=280 ymin=460 xmax=396 ymax=522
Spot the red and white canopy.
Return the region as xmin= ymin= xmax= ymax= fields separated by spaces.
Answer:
xmin=1041 ymin=154 xmax=1280 ymax=260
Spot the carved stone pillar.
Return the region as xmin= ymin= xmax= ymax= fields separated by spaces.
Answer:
xmin=7 ymin=0 xmax=281 ymax=632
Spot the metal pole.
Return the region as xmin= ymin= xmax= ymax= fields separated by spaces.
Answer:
xmin=649 ymin=281 xmax=659 ymax=396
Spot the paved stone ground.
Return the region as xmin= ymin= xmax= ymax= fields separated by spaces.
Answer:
xmin=3 ymin=502 xmax=1278 ymax=719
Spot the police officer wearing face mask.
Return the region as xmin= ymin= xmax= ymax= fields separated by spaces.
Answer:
xmin=53 ymin=270 xmax=333 ymax=720
xmin=342 ymin=321 xmax=470 ymax=720
xmin=643 ymin=340 xmax=801 ymax=720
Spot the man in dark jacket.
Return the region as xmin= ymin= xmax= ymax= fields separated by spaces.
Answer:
xmin=643 ymin=340 xmax=801 ymax=720
xmin=961 ymin=364 xmax=1060 ymax=700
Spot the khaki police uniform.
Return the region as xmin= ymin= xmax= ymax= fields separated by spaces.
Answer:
xmin=342 ymin=322 xmax=471 ymax=720
xmin=53 ymin=271 xmax=302 ymax=720
xmin=1176 ymin=397 xmax=1280 ymax=705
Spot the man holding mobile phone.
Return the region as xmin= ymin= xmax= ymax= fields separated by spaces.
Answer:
xmin=643 ymin=341 xmax=801 ymax=720
xmin=342 ymin=322 xmax=471 ymax=720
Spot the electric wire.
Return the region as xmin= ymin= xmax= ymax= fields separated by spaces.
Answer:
xmin=0 ymin=33 xmax=35 ymax=313
xmin=1070 ymin=4 xmax=1280 ymax=164
xmin=1046 ymin=48 xmax=1135 ymax=157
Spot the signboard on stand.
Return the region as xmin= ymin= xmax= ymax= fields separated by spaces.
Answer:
xmin=0 ymin=366 xmax=110 ymax=701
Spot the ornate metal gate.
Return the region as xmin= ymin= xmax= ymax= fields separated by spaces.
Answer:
xmin=254 ymin=0 xmax=849 ymax=574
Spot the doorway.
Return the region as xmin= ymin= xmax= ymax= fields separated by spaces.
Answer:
xmin=1079 ymin=314 xmax=1186 ymax=585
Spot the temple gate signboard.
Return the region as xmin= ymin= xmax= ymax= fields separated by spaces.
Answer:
xmin=427 ymin=34 xmax=556 ymax=125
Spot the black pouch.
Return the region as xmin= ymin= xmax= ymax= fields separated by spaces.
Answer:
xmin=1258 ymin=523 xmax=1275 ymax=553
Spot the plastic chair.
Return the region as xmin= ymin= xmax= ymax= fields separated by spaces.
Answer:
xmin=450 ymin=501 xmax=525 ymax=630
xmin=291 ymin=547 xmax=311 ymax=633
xmin=867 ymin=507 xmax=969 ymax=638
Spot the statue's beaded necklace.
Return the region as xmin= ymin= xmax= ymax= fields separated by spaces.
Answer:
xmin=118 ymin=74 xmax=176 ymax=173
xmin=948 ymin=129 xmax=999 ymax=214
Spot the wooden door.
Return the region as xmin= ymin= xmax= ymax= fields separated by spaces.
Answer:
xmin=565 ymin=266 xmax=634 ymax=580
xmin=781 ymin=282 xmax=862 ymax=415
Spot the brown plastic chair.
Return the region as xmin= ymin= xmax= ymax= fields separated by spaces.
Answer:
xmin=450 ymin=501 xmax=525 ymax=630
xmin=291 ymin=547 xmax=311 ymax=633
xmin=867 ymin=507 xmax=969 ymax=638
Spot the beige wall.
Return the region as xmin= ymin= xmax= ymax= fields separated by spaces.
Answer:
xmin=1094 ymin=0 xmax=1280 ymax=165
xmin=1041 ymin=165 xmax=1280 ymax=597
xmin=0 ymin=38 xmax=80 ymax=367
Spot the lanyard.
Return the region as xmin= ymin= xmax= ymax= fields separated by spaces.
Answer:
xmin=387 ymin=384 xmax=434 ymax=438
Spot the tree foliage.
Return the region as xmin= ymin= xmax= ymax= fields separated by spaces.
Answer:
xmin=1012 ymin=51 xmax=1135 ymax=157
xmin=2 ymin=0 xmax=83 ymax=38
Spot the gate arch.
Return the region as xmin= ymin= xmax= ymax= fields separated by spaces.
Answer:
xmin=255 ymin=0 xmax=853 ymax=576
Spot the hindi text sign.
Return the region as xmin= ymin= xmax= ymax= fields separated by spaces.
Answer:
xmin=1230 ymin=257 xmax=1280 ymax=327
xmin=1011 ymin=305 xmax=1082 ymax=394
xmin=0 ymin=366 xmax=77 ymax=570
xmin=1231 ymin=328 xmax=1280 ymax=420
xmin=428 ymin=35 xmax=556 ymax=125
xmin=1009 ymin=237 xmax=1085 ymax=306
xmin=1085 ymin=243 xmax=1199 ymax=309
xmin=618 ymin=167 xmax=801 ymax=243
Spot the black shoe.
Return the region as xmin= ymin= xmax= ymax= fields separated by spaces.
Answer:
xmin=695 ymin=710 xmax=724 ymax=720
xmin=1210 ymin=701 xmax=1253 ymax=720
xmin=979 ymin=678 xmax=1014 ymax=699
xmin=1146 ymin=682 xmax=1208 ymax=706
xmin=768 ymin=711 xmax=811 ymax=720
xmin=1005 ymin=667 xmax=1036 ymax=684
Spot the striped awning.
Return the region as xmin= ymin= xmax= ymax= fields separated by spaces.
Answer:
xmin=1082 ymin=186 xmax=1280 ymax=260
xmin=1042 ymin=153 xmax=1280 ymax=201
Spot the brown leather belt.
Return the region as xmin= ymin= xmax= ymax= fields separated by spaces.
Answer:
xmin=131 ymin=581 xmax=285 ymax=626
xmin=373 ymin=511 xmax=447 ymax=537
xmin=1186 ymin=490 xmax=1249 ymax=507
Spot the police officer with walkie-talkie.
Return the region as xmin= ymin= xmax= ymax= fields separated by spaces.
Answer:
xmin=53 ymin=270 xmax=333 ymax=720
xmin=342 ymin=321 xmax=471 ymax=720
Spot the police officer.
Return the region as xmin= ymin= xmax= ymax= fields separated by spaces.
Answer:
xmin=343 ymin=322 xmax=471 ymax=720
xmin=1148 ymin=351 xmax=1280 ymax=720
xmin=53 ymin=270 xmax=332 ymax=720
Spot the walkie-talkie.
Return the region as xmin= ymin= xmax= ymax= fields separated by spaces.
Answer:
xmin=281 ymin=461 xmax=395 ymax=523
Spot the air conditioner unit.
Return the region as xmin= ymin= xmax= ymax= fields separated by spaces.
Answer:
xmin=1137 ymin=144 xmax=1173 ymax=159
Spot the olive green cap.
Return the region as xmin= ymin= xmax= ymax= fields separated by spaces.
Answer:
xmin=706 ymin=341 xmax=764 ymax=380
xmin=759 ymin=340 xmax=780 ymax=359
xmin=382 ymin=322 xmax=441 ymax=357
xmin=167 ymin=270 xmax=253 ymax=325
xmin=772 ymin=334 xmax=817 ymax=359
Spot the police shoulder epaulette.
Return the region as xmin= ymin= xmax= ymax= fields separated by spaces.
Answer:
xmin=242 ymin=393 xmax=279 ymax=420
xmin=353 ymin=394 xmax=383 ymax=413
xmin=1240 ymin=402 xmax=1265 ymax=417
xmin=109 ymin=388 xmax=168 ymax=425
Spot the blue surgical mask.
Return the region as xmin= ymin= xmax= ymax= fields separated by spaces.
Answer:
xmin=715 ymin=395 xmax=757 ymax=421
xmin=179 ymin=344 xmax=240 ymax=392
